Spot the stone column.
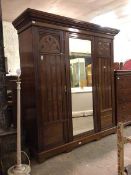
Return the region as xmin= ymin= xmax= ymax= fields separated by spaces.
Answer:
xmin=0 ymin=0 xmax=8 ymax=131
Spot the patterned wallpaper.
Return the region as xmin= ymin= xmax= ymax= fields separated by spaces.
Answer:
xmin=3 ymin=21 xmax=20 ymax=75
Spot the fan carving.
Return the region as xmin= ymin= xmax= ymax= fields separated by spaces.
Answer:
xmin=40 ymin=35 xmax=60 ymax=53
xmin=97 ymin=41 xmax=110 ymax=57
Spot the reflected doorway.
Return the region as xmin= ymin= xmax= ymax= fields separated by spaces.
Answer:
xmin=69 ymin=37 xmax=94 ymax=136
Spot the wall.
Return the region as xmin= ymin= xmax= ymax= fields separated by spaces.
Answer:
xmin=90 ymin=12 xmax=131 ymax=63
xmin=3 ymin=21 xmax=20 ymax=75
xmin=114 ymin=23 xmax=131 ymax=63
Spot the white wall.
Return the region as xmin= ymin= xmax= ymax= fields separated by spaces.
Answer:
xmin=90 ymin=12 xmax=131 ymax=63
xmin=3 ymin=21 xmax=20 ymax=75
xmin=114 ymin=23 xmax=131 ymax=63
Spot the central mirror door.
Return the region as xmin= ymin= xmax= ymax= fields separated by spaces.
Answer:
xmin=69 ymin=37 xmax=94 ymax=136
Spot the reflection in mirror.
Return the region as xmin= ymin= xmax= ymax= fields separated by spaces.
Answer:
xmin=69 ymin=37 xmax=94 ymax=136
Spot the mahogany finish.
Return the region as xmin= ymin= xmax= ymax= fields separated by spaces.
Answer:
xmin=13 ymin=8 xmax=119 ymax=162
xmin=94 ymin=38 xmax=115 ymax=130
xmin=115 ymin=70 xmax=131 ymax=123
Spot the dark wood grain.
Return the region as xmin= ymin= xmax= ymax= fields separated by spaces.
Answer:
xmin=13 ymin=8 xmax=119 ymax=161
xmin=13 ymin=8 xmax=119 ymax=36
xmin=35 ymin=127 xmax=116 ymax=163
xmin=115 ymin=70 xmax=131 ymax=123
xmin=94 ymin=38 xmax=115 ymax=130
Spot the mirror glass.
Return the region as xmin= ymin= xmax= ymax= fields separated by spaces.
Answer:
xmin=69 ymin=37 xmax=94 ymax=136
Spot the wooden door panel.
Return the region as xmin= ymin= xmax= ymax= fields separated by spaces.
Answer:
xmin=95 ymin=38 xmax=113 ymax=129
xmin=98 ymin=57 xmax=112 ymax=111
xmin=101 ymin=108 xmax=113 ymax=129
xmin=40 ymin=54 xmax=66 ymax=123
xmin=38 ymin=29 xmax=71 ymax=150
xmin=43 ymin=122 xmax=64 ymax=149
xmin=99 ymin=57 xmax=113 ymax=129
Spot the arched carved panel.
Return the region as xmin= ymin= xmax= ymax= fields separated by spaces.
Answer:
xmin=40 ymin=34 xmax=60 ymax=53
xmin=97 ymin=41 xmax=111 ymax=57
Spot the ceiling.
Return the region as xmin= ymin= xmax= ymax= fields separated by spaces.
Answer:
xmin=1 ymin=0 xmax=131 ymax=63
xmin=1 ymin=0 xmax=131 ymax=28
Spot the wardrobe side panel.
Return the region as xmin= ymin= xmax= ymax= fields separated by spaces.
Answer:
xmin=18 ymin=27 xmax=38 ymax=150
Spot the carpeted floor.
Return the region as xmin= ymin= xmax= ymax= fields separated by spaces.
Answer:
xmin=31 ymin=126 xmax=131 ymax=175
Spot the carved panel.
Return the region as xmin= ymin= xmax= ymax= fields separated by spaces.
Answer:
xmin=40 ymin=34 xmax=60 ymax=53
xmin=97 ymin=41 xmax=111 ymax=57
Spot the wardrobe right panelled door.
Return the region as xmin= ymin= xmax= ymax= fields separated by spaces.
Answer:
xmin=95 ymin=37 xmax=114 ymax=130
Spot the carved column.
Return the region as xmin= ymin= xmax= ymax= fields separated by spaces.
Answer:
xmin=0 ymin=0 xmax=8 ymax=131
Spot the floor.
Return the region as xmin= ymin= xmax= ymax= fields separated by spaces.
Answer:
xmin=31 ymin=126 xmax=131 ymax=175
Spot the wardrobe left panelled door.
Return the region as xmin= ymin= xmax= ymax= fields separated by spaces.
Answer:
xmin=36 ymin=28 xmax=73 ymax=151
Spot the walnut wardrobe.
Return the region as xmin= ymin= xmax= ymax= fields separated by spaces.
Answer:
xmin=13 ymin=8 xmax=119 ymax=162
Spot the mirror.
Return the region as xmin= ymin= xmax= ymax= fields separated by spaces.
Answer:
xmin=69 ymin=37 xmax=94 ymax=136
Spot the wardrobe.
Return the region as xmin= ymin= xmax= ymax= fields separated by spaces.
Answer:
xmin=13 ymin=8 xmax=119 ymax=162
